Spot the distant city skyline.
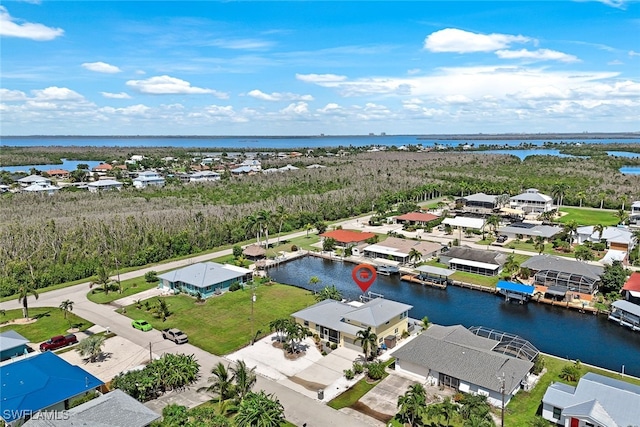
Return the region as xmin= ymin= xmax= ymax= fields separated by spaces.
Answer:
xmin=1 ymin=1 xmax=639 ymax=135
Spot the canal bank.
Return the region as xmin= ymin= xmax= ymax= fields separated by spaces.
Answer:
xmin=268 ymin=256 xmax=640 ymax=377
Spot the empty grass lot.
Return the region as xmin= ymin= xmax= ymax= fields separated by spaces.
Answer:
xmin=121 ymin=283 xmax=315 ymax=355
xmin=558 ymin=207 xmax=619 ymax=226
xmin=0 ymin=307 xmax=93 ymax=343
xmin=87 ymin=276 xmax=159 ymax=304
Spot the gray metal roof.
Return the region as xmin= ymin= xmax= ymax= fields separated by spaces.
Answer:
xmin=23 ymin=390 xmax=161 ymax=427
xmin=462 ymin=193 xmax=498 ymax=204
xmin=612 ymin=300 xmax=640 ymax=317
xmin=157 ymin=262 xmax=251 ymax=288
xmin=542 ymin=373 xmax=640 ymax=427
xmin=0 ymin=330 xmax=29 ymax=352
xmin=416 ymin=266 xmax=455 ymax=277
xmin=497 ymin=225 xmax=562 ymax=238
xmin=391 ymin=325 xmax=533 ymax=393
xmin=444 ymin=246 xmax=506 ymax=266
xmin=346 ymin=298 xmax=412 ymax=327
xmin=510 ymin=190 xmax=552 ymax=203
xmin=562 ymin=400 xmax=617 ymax=427
xmin=291 ymin=300 xmax=362 ymax=335
xmin=520 ymin=255 xmax=604 ymax=280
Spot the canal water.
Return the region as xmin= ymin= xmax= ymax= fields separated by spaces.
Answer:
xmin=269 ymin=256 xmax=640 ymax=377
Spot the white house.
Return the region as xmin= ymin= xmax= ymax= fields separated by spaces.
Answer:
xmin=509 ymin=189 xmax=554 ymax=214
xmin=239 ymin=159 xmax=261 ymax=170
xmin=133 ymin=171 xmax=165 ymax=189
xmin=542 ymin=372 xmax=640 ymax=427
xmin=391 ymin=325 xmax=535 ymax=408
xmin=87 ymin=179 xmax=123 ymax=192
xmin=23 ymin=182 xmax=60 ymax=195
xmin=189 ymin=171 xmax=220 ymax=183
xmin=630 ymin=201 xmax=640 ymax=225
xmin=17 ymin=175 xmax=50 ymax=187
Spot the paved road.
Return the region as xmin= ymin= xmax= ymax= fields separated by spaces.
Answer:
xmin=0 ymin=224 xmax=373 ymax=427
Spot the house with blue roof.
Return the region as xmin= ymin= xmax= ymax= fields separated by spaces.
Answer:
xmin=542 ymin=372 xmax=640 ymax=426
xmin=1 ymin=351 xmax=103 ymax=426
xmin=0 ymin=330 xmax=30 ymax=362
xmin=157 ymin=261 xmax=253 ymax=298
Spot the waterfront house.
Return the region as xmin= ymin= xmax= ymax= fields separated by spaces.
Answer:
xmin=456 ymin=193 xmax=503 ymax=213
xmin=394 ymin=212 xmax=439 ymax=226
xmin=608 ymin=300 xmax=640 ymax=332
xmin=622 ymin=272 xmax=640 ymax=304
xmin=46 ymin=169 xmax=70 ymax=180
xmin=520 ymin=255 xmax=604 ymax=296
xmin=87 ymin=179 xmax=123 ymax=192
xmin=439 ymin=246 xmax=506 ymax=276
xmin=391 ymin=325 xmax=536 ymax=408
xmin=509 ymin=188 xmax=554 ymax=214
xmin=541 ymin=372 xmax=640 ymax=427
xmin=132 ymin=171 xmax=165 ymax=189
xmin=17 ymin=175 xmax=51 ymax=187
xmin=92 ymin=163 xmax=112 ymax=174
xmin=0 ymin=352 xmax=103 ymax=426
xmin=576 ymin=225 xmax=635 ymax=264
xmin=363 ymin=237 xmax=442 ymax=265
xmin=157 ymin=262 xmax=252 ymax=298
xmin=319 ymin=229 xmax=376 ymax=248
xmin=23 ymin=182 xmax=60 ymax=195
xmin=0 ymin=330 xmax=29 ymax=362
xmin=23 ymin=390 xmax=160 ymax=427
xmin=292 ymin=297 xmax=412 ymax=351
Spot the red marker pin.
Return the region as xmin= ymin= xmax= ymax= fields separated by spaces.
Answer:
xmin=352 ymin=264 xmax=377 ymax=293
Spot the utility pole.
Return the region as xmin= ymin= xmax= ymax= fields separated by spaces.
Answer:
xmin=149 ymin=342 xmax=152 ymax=363
xmin=499 ymin=372 xmax=505 ymax=427
xmin=250 ymin=292 xmax=256 ymax=345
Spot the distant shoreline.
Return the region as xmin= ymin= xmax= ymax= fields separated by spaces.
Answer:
xmin=2 ymin=132 xmax=639 ymax=140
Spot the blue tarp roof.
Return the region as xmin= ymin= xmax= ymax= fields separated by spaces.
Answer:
xmin=496 ymin=280 xmax=535 ymax=295
xmin=1 ymin=352 xmax=103 ymax=423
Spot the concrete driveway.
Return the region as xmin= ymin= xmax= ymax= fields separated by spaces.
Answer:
xmin=359 ymin=374 xmax=417 ymax=419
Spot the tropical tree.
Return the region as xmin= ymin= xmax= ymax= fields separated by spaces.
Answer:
xmin=152 ymin=298 xmax=171 ymax=321
xmin=231 ymin=360 xmax=257 ymax=402
xmin=534 ymin=236 xmax=545 ymax=255
xmin=574 ymin=245 xmax=594 ymax=262
xmin=284 ymin=320 xmax=308 ymax=353
xmin=355 ymin=326 xmax=378 ymax=360
xmin=315 ymin=285 xmax=342 ymax=302
xmin=59 ymin=299 xmax=74 ymax=319
xmin=552 ymin=182 xmax=569 ymax=208
xmin=76 ymin=334 xmax=105 ymax=363
xmin=235 ymin=391 xmax=285 ymax=427
xmin=275 ymin=205 xmax=288 ymax=246
xmin=408 ymin=248 xmax=422 ymax=266
xmin=256 ymin=209 xmax=272 ymax=248
xmin=599 ymin=260 xmax=627 ymax=294
xmin=599 ymin=192 xmax=607 ymax=209
xmin=17 ymin=281 xmax=39 ymax=319
xmin=593 ymin=223 xmax=604 ymax=241
xmin=397 ymin=383 xmax=427 ymax=427
xmin=575 ymin=191 xmax=586 ymax=208
xmin=486 ymin=214 xmax=501 ymax=236
xmin=426 ymin=397 xmax=458 ymax=427
xmin=200 ymin=362 xmax=234 ymax=408
xmin=620 ymin=194 xmax=629 ymax=211
xmin=563 ymin=220 xmax=579 ymax=245
xmin=502 ymin=255 xmax=521 ymax=280
xmin=308 ymin=276 xmax=321 ymax=294
xmin=91 ymin=264 xmax=116 ymax=295
xmin=459 ymin=393 xmax=491 ymax=422
xmin=421 ymin=315 xmax=431 ymax=330
xmin=322 ymin=237 xmax=337 ymax=252
xmin=305 ymin=223 xmax=314 ymax=238
xmin=615 ymin=209 xmax=629 ymax=225
xmin=269 ymin=318 xmax=289 ymax=343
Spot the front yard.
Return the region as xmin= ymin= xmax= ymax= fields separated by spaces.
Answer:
xmin=0 ymin=307 xmax=93 ymax=343
xmin=120 ymin=283 xmax=315 ymax=355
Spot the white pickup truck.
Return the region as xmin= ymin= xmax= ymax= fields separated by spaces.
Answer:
xmin=162 ymin=328 xmax=188 ymax=344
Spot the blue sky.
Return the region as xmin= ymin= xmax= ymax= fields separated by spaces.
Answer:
xmin=1 ymin=1 xmax=639 ymax=135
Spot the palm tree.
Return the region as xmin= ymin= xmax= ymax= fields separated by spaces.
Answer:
xmin=615 ymin=209 xmax=629 ymax=225
xmin=315 ymin=285 xmax=342 ymax=302
xmin=91 ymin=264 xmax=115 ymax=295
xmin=17 ymin=281 xmax=39 ymax=319
xmin=620 ymin=194 xmax=629 ymax=211
xmin=268 ymin=318 xmax=289 ymax=343
xmin=575 ymin=191 xmax=586 ymax=208
xmin=284 ymin=320 xmax=308 ymax=353
xmin=408 ymin=248 xmax=422 ymax=266
xmin=599 ymin=192 xmax=607 ymax=209
xmin=397 ymin=383 xmax=427 ymax=427
xmin=503 ymin=255 xmax=521 ymax=280
xmin=275 ymin=205 xmax=288 ymax=246
xmin=354 ymin=326 xmax=378 ymax=360
xmin=308 ymin=276 xmax=321 ymax=294
xmin=534 ymin=236 xmax=545 ymax=255
xmin=152 ymin=298 xmax=171 ymax=321
xmin=76 ymin=335 xmax=105 ymax=363
xmin=201 ymin=362 xmax=234 ymax=408
xmin=256 ymin=209 xmax=272 ymax=248
xmin=231 ymin=360 xmax=257 ymax=402
xmin=305 ymin=223 xmax=314 ymax=238
xmin=552 ymin=182 xmax=569 ymax=208
xmin=59 ymin=299 xmax=74 ymax=319
xmin=486 ymin=214 xmax=501 ymax=236
xmin=245 ymin=214 xmax=261 ymax=245
xmin=563 ymin=220 xmax=579 ymax=245
xmin=235 ymin=391 xmax=285 ymax=427
xmin=593 ymin=223 xmax=604 ymax=241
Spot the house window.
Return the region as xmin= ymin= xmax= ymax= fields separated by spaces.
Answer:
xmin=585 ymin=423 xmax=594 ymax=427
xmin=552 ymin=407 xmax=562 ymax=419
xmin=394 ymin=328 xmax=398 ymax=334
xmin=303 ymin=321 xmax=309 ymax=327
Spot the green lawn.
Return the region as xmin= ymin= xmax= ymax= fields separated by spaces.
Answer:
xmin=328 ymin=359 xmax=394 ymax=410
xmin=506 ymin=241 xmax=577 ymax=259
xmin=120 ymin=283 xmax=315 ymax=355
xmin=0 ymin=307 xmax=93 ymax=343
xmin=505 ymin=354 xmax=640 ymax=425
xmin=558 ymin=207 xmax=619 ymax=226
xmin=87 ymin=276 xmax=159 ymax=304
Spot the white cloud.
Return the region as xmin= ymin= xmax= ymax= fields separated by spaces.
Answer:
xmin=295 ymin=73 xmax=347 ymax=83
xmin=126 ymin=75 xmax=228 ymax=97
xmin=424 ymin=28 xmax=530 ymax=53
xmin=630 ymin=50 xmax=640 ymax=57
xmin=407 ymin=69 xmax=422 ymax=75
xmin=32 ymin=86 xmax=84 ymax=101
xmin=206 ymin=38 xmax=274 ymax=50
xmin=281 ymin=102 xmax=309 ymax=115
xmin=0 ymin=88 xmax=28 ymax=101
xmin=82 ymin=62 xmax=122 ymax=73
xmin=495 ymin=48 xmax=579 ymax=63
xmin=608 ymin=60 xmax=624 ymax=65
xmin=0 ymin=6 xmax=64 ymax=41
xmin=101 ymin=92 xmax=132 ymax=99
xmin=317 ymin=103 xmax=344 ymax=114
xmin=247 ymin=89 xmax=314 ymax=102
xmin=101 ymin=104 xmax=151 ymax=116
xmin=593 ymin=0 xmax=628 ymax=9
xmin=438 ymin=94 xmax=473 ymax=104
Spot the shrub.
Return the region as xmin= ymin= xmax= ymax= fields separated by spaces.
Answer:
xmin=365 ymin=361 xmax=386 ymax=381
xmin=532 ymin=355 xmax=545 ymax=375
xmin=352 ymin=361 xmax=364 ymax=374
xmin=330 ymin=342 xmax=338 ymax=350
xmin=344 ymin=369 xmax=354 ymax=380
xmin=291 ymin=244 xmax=298 ymax=252
xmin=144 ymin=271 xmax=158 ymax=283
xmin=228 ymin=282 xmax=242 ymax=292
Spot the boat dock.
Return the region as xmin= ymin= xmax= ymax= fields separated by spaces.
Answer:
xmin=401 ymin=274 xmax=447 ymax=289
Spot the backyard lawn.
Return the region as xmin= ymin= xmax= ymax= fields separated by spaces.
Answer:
xmin=558 ymin=207 xmax=619 ymax=226
xmin=121 ymin=283 xmax=315 ymax=355
xmin=0 ymin=307 xmax=93 ymax=343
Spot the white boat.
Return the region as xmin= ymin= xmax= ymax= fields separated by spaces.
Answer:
xmin=376 ymin=265 xmax=399 ymax=275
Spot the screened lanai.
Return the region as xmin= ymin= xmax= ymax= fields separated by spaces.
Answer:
xmin=468 ymin=326 xmax=539 ymax=362
xmin=533 ymin=270 xmax=598 ymax=294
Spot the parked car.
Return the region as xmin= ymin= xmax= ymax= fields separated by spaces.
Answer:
xmin=496 ymin=235 xmax=508 ymax=243
xmin=40 ymin=334 xmax=78 ymax=352
xmin=132 ymin=319 xmax=152 ymax=331
xmin=162 ymin=328 xmax=188 ymax=344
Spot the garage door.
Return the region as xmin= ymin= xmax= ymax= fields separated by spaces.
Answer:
xmin=343 ymin=337 xmax=361 ymax=352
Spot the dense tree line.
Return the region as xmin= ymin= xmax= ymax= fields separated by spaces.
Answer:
xmin=1 ymin=150 xmax=638 ymax=297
